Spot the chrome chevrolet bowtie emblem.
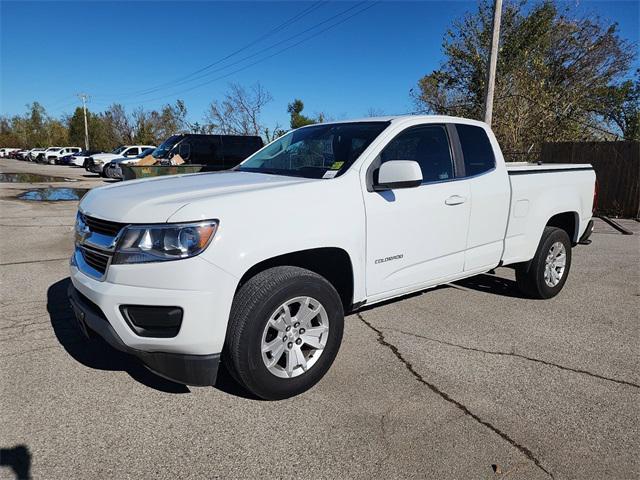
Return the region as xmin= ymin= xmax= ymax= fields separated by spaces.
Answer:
xmin=75 ymin=214 xmax=90 ymax=244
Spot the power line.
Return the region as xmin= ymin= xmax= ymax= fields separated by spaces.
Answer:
xmin=93 ymin=2 xmax=379 ymax=109
xmin=93 ymin=1 xmax=327 ymax=100
xmin=100 ymin=1 xmax=368 ymax=102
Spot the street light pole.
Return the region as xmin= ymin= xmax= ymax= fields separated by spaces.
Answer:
xmin=484 ymin=0 xmax=502 ymax=126
xmin=78 ymin=93 xmax=90 ymax=150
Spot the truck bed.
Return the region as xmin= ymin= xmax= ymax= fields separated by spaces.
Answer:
xmin=501 ymin=162 xmax=596 ymax=266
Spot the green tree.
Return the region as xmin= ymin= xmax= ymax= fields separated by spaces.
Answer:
xmin=287 ymin=99 xmax=317 ymax=128
xmin=24 ymin=102 xmax=49 ymax=146
xmin=594 ymin=71 xmax=640 ymax=140
xmin=67 ymin=107 xmax=87 ymax=147
xmin=412 ymin=0 xmax=636 ymax=158
xmin=157 ymin=100 xmax=189 ymax=140
xmin=0 ymin=116 xmax=24 ymax=147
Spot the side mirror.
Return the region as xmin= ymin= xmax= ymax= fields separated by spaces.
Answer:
xmin=375 ymin=160 xmax=422 ymax=190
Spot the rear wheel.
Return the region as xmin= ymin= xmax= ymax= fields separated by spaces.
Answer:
xmin=224 ymin=266 xmax=344 ymax=400
xmin=516 ymin=226 xmax=572 ymax=299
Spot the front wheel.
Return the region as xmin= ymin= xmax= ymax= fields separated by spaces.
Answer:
xmin=223 ymin=266 xmax=344 ymax=400
xmin=516 ymin=226 xmax=572 ymax=299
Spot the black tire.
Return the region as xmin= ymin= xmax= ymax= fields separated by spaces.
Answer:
xmin=223 ymin=266 xmax=344 ymax=400
xmin=516 ymin=226 xmax=572 ymax=299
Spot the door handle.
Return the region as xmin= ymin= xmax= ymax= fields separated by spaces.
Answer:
xmin=445 ymin=195 xmax=467 ymax=206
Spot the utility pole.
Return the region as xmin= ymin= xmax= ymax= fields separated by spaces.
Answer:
xmin=483 ymin=0 xmax=502 ymax=126
xmin=77 ymin=93 xmax=90 ymax=150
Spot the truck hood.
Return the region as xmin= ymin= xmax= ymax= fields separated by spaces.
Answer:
xmin=90 ymin=153 xmax=120 ymax=163
xmin=79 ymin=171 xmax=314 ymax=223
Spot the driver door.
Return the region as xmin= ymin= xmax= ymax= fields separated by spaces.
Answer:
xmin=364 ymin=124 xmax=471 ymax=298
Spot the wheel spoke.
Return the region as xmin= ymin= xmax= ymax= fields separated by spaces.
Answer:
xmin=269 ymin=316 xmax=288 ymax=332
xmin=285 ymin=349 xmax=297 ymax=377
xmin=301 ymin=326 xmax=327 ymax=349
xmin=264 ymin=342 xmax=286 ymax=368
xmin=296 ymin=299 xmax=319 ymax=327
xmin=281 ymin=304 xmax=293 ymax=326
xmin=292 ymin=345 xmax=307 ymax=372
xmin=262 ymin=338 xmax=282 ymax=353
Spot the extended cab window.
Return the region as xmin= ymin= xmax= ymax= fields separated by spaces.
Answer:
xmin=455 ymin=124 xmax=495 ymax=176
xmin=380 ymin=125 xmax=453 ymax=183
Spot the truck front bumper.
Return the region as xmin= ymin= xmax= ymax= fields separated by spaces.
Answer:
xmin=68 ymin=255 xmax=239 ymax=386
xmin=68 ymin=283 xmax=220 ymax=386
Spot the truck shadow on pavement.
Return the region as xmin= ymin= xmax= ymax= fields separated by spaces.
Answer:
xmin=47 ymin=278 xmax=257 ymax=398
xmin=0 ymin=444 xmax=31 ymax=480
xmin=47 ymin=278 xmax=190 ymax=394
xmin=454 ymin=272 xmax=528 ymax=299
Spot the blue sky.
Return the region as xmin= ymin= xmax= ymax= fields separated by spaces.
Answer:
xmin=1 ymin=1 xmax=638 ymax=129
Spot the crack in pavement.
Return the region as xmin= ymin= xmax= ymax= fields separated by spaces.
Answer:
xmin=357 ymin=313 xmax=554 ymax=479
xmin=395 ymin=329 xmax=640 ymax=389
xmin=0 ymin=257 xmax=69 ymax=266
xmin=0 ymin=223 xmax=74 ymax=227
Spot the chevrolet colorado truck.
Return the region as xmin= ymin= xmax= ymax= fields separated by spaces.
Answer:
xmin=68 ymin=115 xmax=596 ymax=400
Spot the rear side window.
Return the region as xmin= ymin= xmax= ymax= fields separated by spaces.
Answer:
xmin=380 ymin=125 xmax=453 ymax=183
xmin=455 ymin=124 xmax=495 ymax=177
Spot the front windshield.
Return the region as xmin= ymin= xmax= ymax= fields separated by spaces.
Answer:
xmin=152 ymin=135 xmax=182 ymax=159
xmin=111 ymin=146 xmax=126 ymax=154
xmin=237 ymin=122 xmax=389 ymax=178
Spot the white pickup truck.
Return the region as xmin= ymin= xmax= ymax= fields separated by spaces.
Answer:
xmin=68 ymin=115 xmax=596 ymax=399
xmin=45 ymin=146 xmax=82 ymax=164
xmin=86 ymin=145 xmax=155 ymax=176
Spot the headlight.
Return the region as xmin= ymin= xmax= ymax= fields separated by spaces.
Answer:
xmin=112 ymin=220 xmax=218 ymax=264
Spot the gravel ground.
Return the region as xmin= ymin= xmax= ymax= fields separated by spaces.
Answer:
xmin=1 ymin=158 xmax=638 ymax=480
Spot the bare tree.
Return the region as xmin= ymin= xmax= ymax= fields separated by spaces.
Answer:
xmin=365 ymin=107 xmax=385 ymax=117
xmin=104 ymin=104 xmax=133 ymax=145
xmin=205 ymin=83 xmax=273 ymax=136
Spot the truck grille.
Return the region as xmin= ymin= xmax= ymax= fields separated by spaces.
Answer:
xmin=82 ymin=214 xmax=126 ymax=237
xmin=80 ymin=246 xmax=111 ymax=274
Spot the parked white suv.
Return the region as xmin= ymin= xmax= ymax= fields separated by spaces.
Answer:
xmin=86 ymin=145 xmax=155 ymax=176
xmin=44 ymin=146 xmax=82 ymax=164
xmin=68 ymin=116 xmax=596 ymax=399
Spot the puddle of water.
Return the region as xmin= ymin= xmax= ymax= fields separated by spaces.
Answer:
xmin=17 ymin=188 xmax=90 ymax=201
xmin=0 ymin=172 xmax=78 ymax=183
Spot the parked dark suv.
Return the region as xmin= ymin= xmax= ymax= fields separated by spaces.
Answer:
xmin=153 ymin=134 xmax=264 ymax=170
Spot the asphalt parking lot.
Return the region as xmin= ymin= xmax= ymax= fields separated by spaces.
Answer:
xmin=1 ymin=158 xmax=638 ymax=480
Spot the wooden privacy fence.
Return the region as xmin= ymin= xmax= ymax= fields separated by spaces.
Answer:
xmin=539 ymin=141 xmax=639 ymax=219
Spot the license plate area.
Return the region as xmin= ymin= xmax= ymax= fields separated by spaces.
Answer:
xmin=70 ymin=298 xmax=90 ymax=339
